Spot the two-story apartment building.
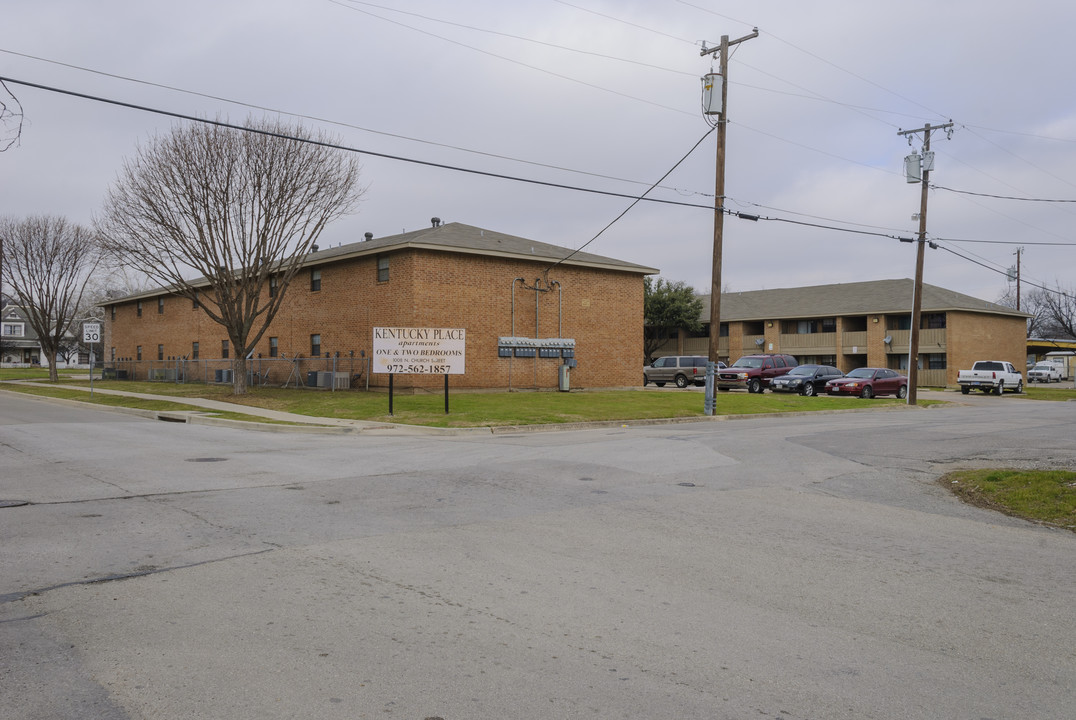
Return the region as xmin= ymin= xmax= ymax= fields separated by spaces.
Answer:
xmin=103 ymin=222 xmax=657 ymax=391
xmin=656 ymin=279 xmax=1029 ymax=388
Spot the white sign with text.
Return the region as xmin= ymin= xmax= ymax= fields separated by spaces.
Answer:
xmin=372 ymin=327 xmax=466 ymax=375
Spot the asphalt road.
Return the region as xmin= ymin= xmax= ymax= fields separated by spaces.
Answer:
xmin=2 ymin=391 xmax=1074 ymax=719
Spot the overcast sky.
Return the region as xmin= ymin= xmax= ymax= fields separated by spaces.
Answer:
xmin=3 ymin=0 xmax=1075 ymax=305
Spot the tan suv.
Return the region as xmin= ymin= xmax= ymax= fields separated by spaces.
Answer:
xmin=644 ymin=355 xmax=724 ymax=388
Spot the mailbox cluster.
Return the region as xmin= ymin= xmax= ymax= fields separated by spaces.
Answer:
xmin=498 ymin=337 xmax=576 ymax=366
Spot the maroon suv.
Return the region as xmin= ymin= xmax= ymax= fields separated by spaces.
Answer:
xmin=716 ymin=353 xmax=798 ymax=393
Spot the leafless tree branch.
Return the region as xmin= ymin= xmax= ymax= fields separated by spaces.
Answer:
xmin=0 ymin=215 xmax=102 ymax=380
xmin=95 ymin=117 xmax=364 ymax=393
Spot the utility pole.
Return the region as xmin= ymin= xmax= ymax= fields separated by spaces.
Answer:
xmin=898 ymin=121 xmax=953 ymax=405
xmin=1013 ymin=246 xmax=1023 ymax=311
xmin=701 ymin=28 xmax=757 ymax=365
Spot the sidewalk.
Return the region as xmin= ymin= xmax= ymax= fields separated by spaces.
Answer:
xmin=0 ymin=380 xmax=441 ymax=435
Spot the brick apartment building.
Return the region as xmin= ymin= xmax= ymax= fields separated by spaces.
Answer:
xmin=104 ymin=222 xmax=657 ymax=390
xmin=654 ymin=279 xmax=1030 ymax=388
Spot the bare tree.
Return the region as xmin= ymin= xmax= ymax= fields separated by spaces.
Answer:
xmin=1035 ymin=283 xmax=1076 ymax=339
xmin=0 ymin=216 xmax=102 ymax=380
xmin=999 ymin=282 xmax=1076 ymax=340
xmin=96 ymin=118 xmax=364 ymax=394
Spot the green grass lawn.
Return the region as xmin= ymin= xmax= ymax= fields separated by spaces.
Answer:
xmin=7 ymin=378 xmax=920 ymax=427
xmin=0 ymin=367 xmax=83 ymax=381
xmin=943 ymin=469 xmax=1076 ymax=532
xmin=1023 ymin=384 xmax=1076 ymax=401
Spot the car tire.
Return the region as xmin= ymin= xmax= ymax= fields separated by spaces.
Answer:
xmin=897 ymin=384 xmax=907 ymax=399
xmin=1015 ymin=380 xmax=1023 ymax=394
xmin=747 ymin=378 xmax=761 ymax=394
xmin=802 ymin=383 xmax=816 ymax=397
xmin=995 ymin=381 xmax=1004 ymax=396
xmin=654 ymin=382 xmax=666 ymax=387
xmin=643 ymin=375 xmax=648 ymax=387
xmin=860 ymin=386 xmax=874 ymax=399
xmin=961 ymin=386 xmax=970 ymax=395
xmin=674 ymin=374 xmax=688 ymax=388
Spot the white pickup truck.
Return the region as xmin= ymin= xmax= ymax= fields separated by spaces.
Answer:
xmin=1028 ymin=362 xmax=1063 ymax=383
xmin=957 ymin=361 xmax=1024 ymax=395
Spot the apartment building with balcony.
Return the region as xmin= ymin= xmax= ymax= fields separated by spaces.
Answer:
xmin=655 ymin=279 xmax=1029 ymax=388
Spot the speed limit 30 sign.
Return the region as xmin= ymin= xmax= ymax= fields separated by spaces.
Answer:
xmin=83 ymin=323 xmax=101 ymax=343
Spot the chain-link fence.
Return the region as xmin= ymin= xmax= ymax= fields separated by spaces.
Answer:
xmin=101 ymin=355 xmax=370 ymax=389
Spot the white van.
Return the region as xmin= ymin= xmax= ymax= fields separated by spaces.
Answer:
xmin=1043 ymin=351 xmax=1075 ymax=380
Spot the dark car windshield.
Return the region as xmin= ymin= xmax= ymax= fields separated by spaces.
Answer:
xmin=731 ymin=357 xmax=764 ymax=368
xmin=846 ymin=368 xmax=875 ymax=378
xmin=787 ymin=366 xmax=818 ymax=376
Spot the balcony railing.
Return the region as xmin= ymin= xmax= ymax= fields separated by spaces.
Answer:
xmin=779 ymin=332 xmax=836 ymax=352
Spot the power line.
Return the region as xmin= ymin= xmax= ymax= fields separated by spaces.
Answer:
xmin=0 ymin=47 xmax=710 ymax=195
xmin=0 ymin=74 xmax=715 ymax=211
xmin=549 ymin=126 xmax=715 ymax=271
xmin=932 ymin=184 xmax=1076 ymax=203
xmin=326 ymin=0 xmax=694 ymax=117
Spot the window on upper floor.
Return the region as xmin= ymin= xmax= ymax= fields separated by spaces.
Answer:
xmin=923 ymin=312 xmax=946 ymax=329
xmin=269 ymin=276 xmax=279 ymax=298
xmin=2 ymin=323 xmax=23 ymax=337
xmin=310 ymin=269 xmax=321 ymax=292
xmin=158 ymin=297 xmax=165 ymax=314
xmin=377 ymin=255 xmax=389 ymax=282
xmin=269 ymin=337 xmax=278 ymax=358
xmin=136 ymin=301 xmax=143 ymax=318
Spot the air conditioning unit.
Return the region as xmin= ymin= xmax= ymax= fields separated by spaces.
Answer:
xmin=215 ymin=369 xmax=233 ymax=383
xmin=333 ymin=372 xmax=350 ymax=390
xmin=316 ymin=371 xmax=334 ymax=388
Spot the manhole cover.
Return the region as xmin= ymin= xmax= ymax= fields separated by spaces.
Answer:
xmin=0 ymin=500 xmax=30 ymax=508
xmin=185 ymin=457 xmax=229 ymax=463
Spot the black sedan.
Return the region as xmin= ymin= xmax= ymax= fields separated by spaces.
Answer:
xmin=768 ymin=364 xmax=844 ymax=396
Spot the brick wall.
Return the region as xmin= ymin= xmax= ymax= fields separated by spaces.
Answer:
xmin=105 ymin=248 xmax=646 ymax=390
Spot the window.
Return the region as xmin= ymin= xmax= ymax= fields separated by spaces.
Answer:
xmin=269 ymin=276 xmax=279 ymax=298
xmin=222 ymin=340 xmax=229 ymax=359
xmin=887 ymin=315 xmax=912 ymax=331
xmin=158 ymin=344 xmax=164 ymax=361
xmin=923 ymin=312 xmax=946 ymax=329
xmin=377 ymin=255 xmax=389 ymax=282
xmin=310 ymin=269 xmax=321 ymax=292
xmin=927 ymin=353 xmax=947 ymax=370
xmin=310 ymin=334 xmax=321 ymax=358
xmin=2 ymin=323 xmax=22 ymax=337
xmin=158 ymin=297 xmax=165 ymax=314
xmin=192 ymin=293 xmax=200 ymax=310
xmin=110 ymin=306 xmax=116 ymax=321
xmin=136 ymin=301 xmax=143 ymax=318
xmin=269 ymin=337 xmax=278 ymax=358
xmin=111 ymin=347 xmax=116 ymax=361
xmin=136 ymin=345 xmax=143 ymax=361
xmin=192 ymin=342 xmax=199 ymax=360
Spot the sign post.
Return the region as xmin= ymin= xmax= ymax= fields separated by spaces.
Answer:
xmin=83 ymin=322 xmax=101 ymax=396
xmin=372 ymin=327 xmax=466 ymax=415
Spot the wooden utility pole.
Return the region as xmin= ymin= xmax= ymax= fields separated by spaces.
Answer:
xmin=897 ymin=121 xmax=953 ymax=406
xmin=701 ymin=29 xmax=757 ymax=364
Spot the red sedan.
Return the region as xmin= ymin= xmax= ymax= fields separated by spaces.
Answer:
xmin=825 ymin=367 xmax=908 ymax=399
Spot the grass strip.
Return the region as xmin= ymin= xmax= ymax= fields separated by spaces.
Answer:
xmin=943 ymin=468 xmax=1076 ymax=531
